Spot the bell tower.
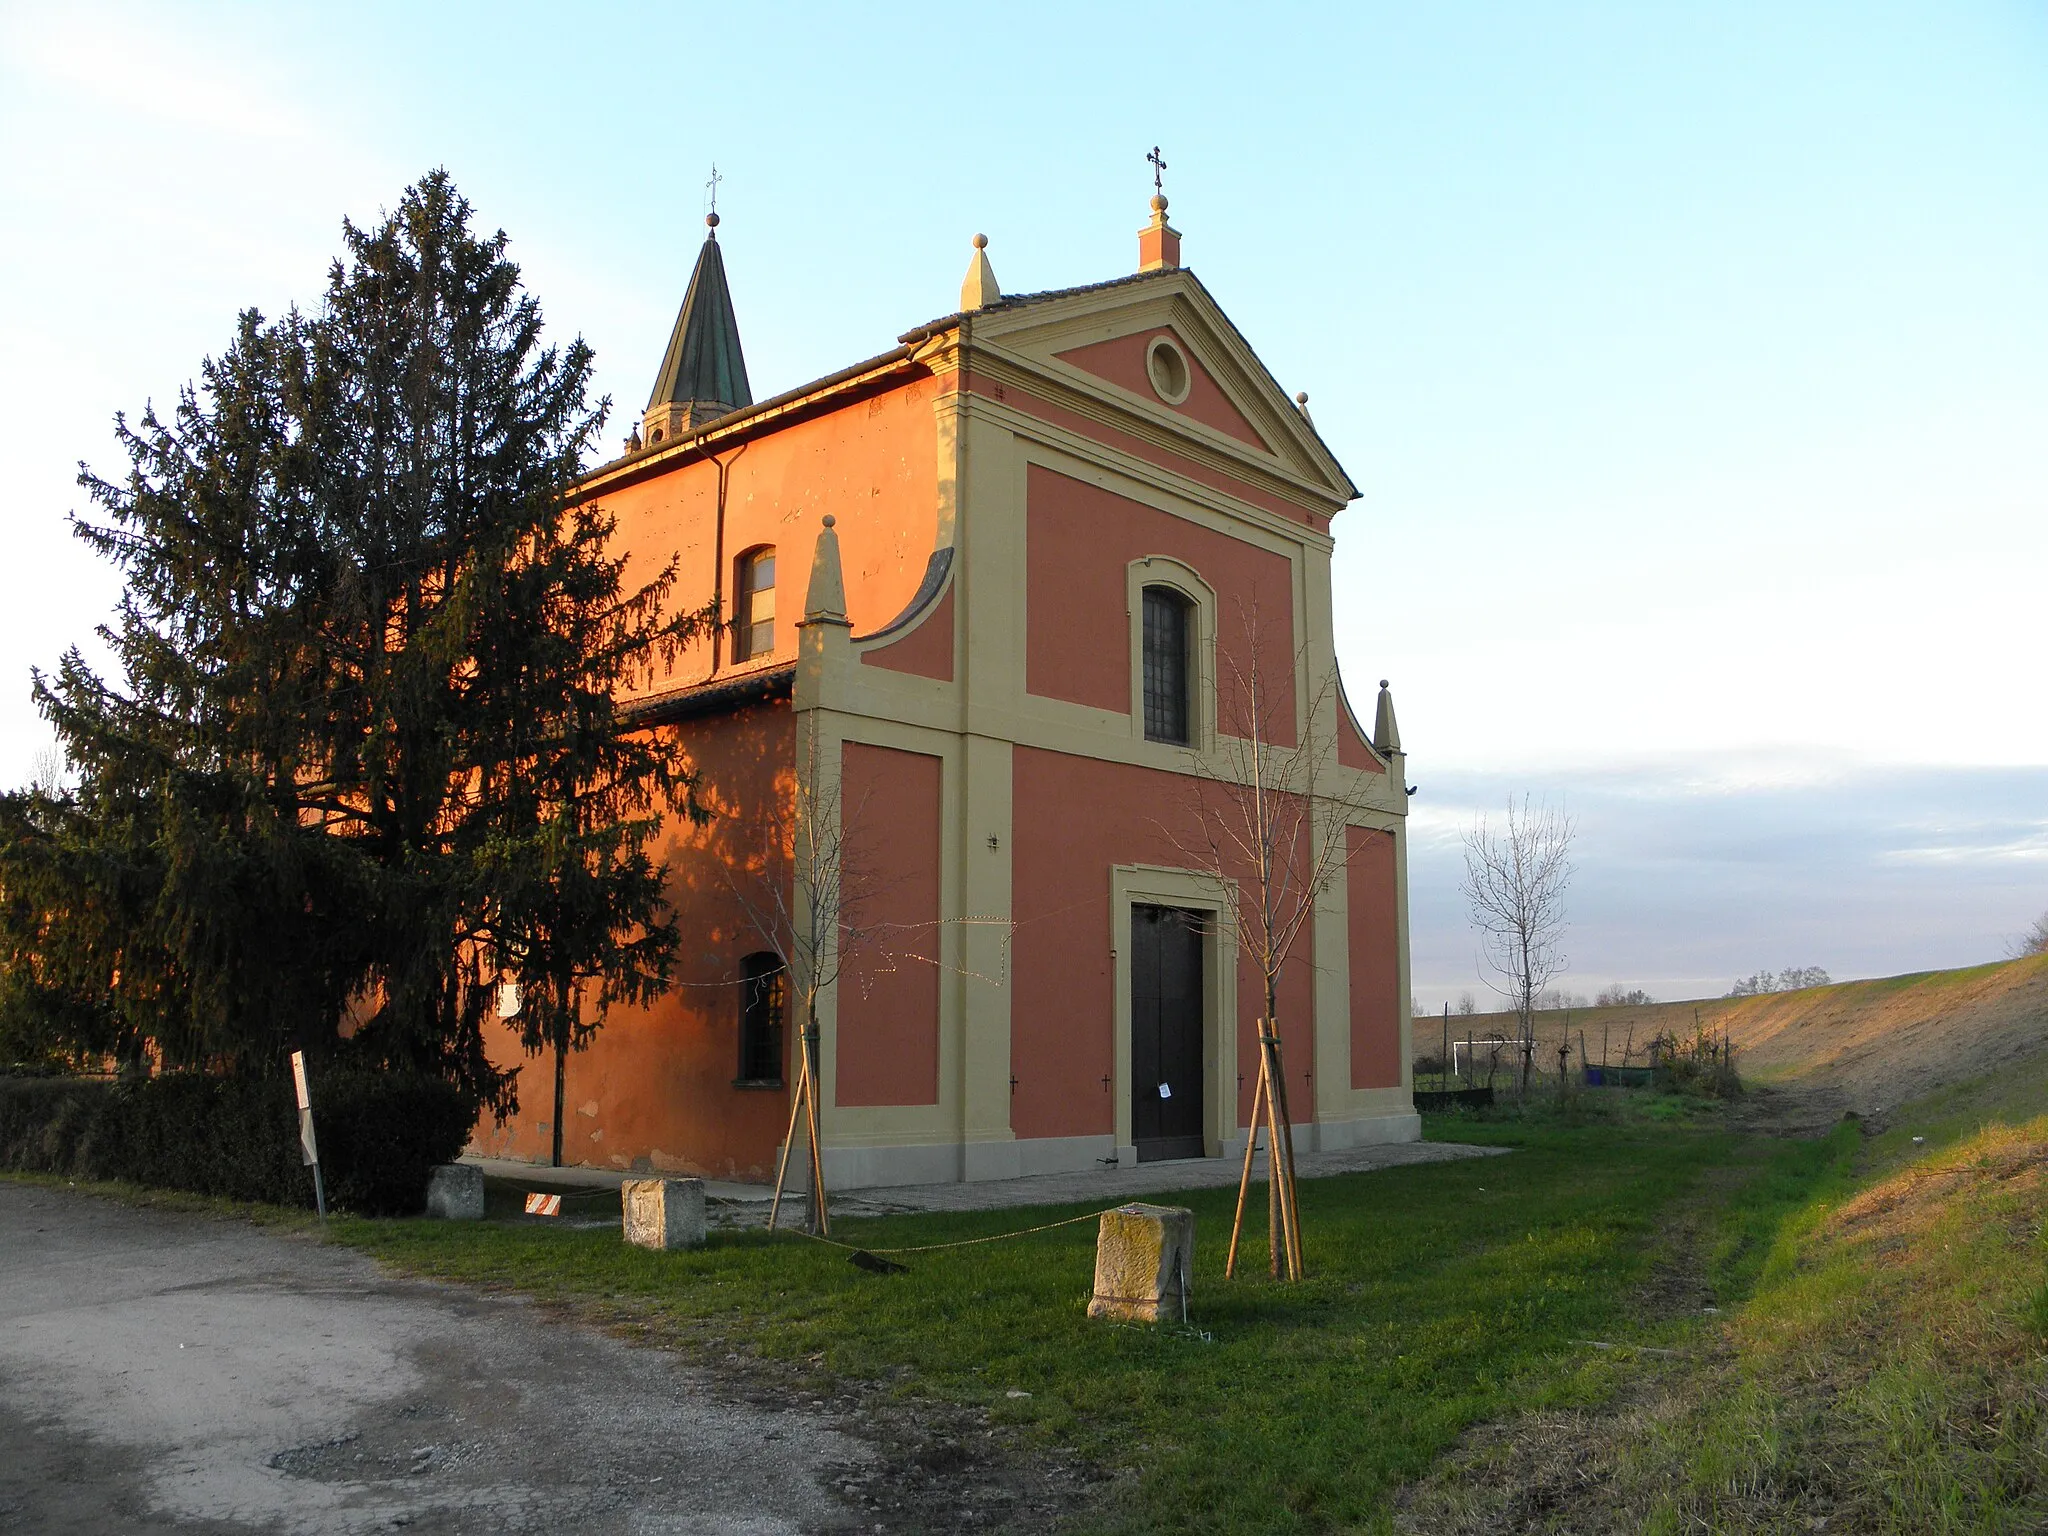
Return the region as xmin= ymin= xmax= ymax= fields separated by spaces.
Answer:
xmin=641 ymin=208 xmax=752 ymax=447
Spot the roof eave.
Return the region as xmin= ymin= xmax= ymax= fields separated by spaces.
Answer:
xmin=581 ymin=343 xmax=927 ymax=496
xmin=622 ymin=665 xmax=795 ymax=727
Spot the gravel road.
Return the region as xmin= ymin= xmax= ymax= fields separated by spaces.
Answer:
xmin=0 ymin=1181 xmax=880 ymax=1534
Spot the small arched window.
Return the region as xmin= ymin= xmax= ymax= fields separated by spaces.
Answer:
xmin=737 ymin=951 xmax=786 ymax=1084
xmin=733 ymin=546 xmax=776 ymax=662
xmin=1141 ymin=585 xmax=1192 ymax=745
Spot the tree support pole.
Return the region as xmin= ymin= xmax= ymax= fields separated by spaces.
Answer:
xmin=1226 ymin=1023 xmax=1304 ymax=1281
xmin=768 ymin=1048 xmax=810 ymax=1232
xmin=1266 ymin=1030 xmax=1304 ymax=1279
xmin=769 ymin=1019 xmax=831 ymax=1237
xmin=803 ymin=1024 xmax=829 ymax=1236
xmin=1226 ymin=1049 xmax=1269 ymax=1278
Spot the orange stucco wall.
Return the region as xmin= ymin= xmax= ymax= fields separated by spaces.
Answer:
xmin=591 ymin=376 xmax=941 ymax=700
xmin=471 ymin=698 xmax=797 ymax=1179
xmin=1023 ymin=466 xmax=1299 ymax=745
xmin=1008 ymin=744 xmax=1317 ymax=1141
xmin=1055 ymin=326 xmax=1267 ymax=451
xmin=1347 ymin=826 xmax=1402 ymax=1090
xmin=836 ymin=741 xmax=943 ymax=1107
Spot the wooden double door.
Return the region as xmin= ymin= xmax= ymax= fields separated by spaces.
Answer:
xmin=1131 ymin=904 xmax=1206 ymax=1163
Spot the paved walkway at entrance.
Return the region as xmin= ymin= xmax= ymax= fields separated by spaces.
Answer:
xmin=466 ymin=1139 xmax=1506 ymax=1220
xmin=836 ymin=1139 xmax=1506 ymax=1215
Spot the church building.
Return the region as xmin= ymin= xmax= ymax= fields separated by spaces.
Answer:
xmin=470 ymin=192 xmax=1418 ymax=1186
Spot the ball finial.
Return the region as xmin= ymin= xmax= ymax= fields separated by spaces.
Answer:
xmin=1296 ymin=391 xmax=1309 ymax=405
xmin=1150 ymin=192 xmax=1168 ymax=214
xmin=1379 ymin=679 xmax=1389 ymax=690
xmin=822 ymin=514 xmax=836 ymax=529
xmin=706 ymin=211 xmax=720 ymax=230
xmin=972 ymin=232 xmax=987 ymax=249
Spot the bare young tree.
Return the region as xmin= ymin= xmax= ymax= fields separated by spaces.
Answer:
xmin=724 ymin=716 xmax=885 ymax=1236
xmin=1173 ymin=599 xmax=1383 ymax=1282
xmin=1460 ymin=796 xmax=1575 ymax=1097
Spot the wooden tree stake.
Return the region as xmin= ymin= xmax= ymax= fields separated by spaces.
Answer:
xmin=768 ymin=1022 xmax=831 ymax=1236
xmin=1226 ymin=1022 xmax=1303 ymax=1281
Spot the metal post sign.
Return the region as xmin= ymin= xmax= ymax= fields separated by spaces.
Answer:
xmin=290 ymin=1050 xmax=327 ymax=1218
xmin=291 ymin=1051 xmax=318 ymax=1163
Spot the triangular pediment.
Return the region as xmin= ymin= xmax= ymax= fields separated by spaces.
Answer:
xmin=962 ymin=270 xmax=1357 ymax=506
xmin=1053 ymin=326 xmax=1267 ymax=450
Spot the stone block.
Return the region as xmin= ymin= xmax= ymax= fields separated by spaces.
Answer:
xmin=621 ymin=1177 xmax=707 ymax=1251
xmin=425 ymin=1163 xmax=484 ymax=1221
xmin=1086 ymin=1203 xmax=1193 ymax=1323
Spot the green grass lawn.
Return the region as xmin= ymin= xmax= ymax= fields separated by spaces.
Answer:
xmin=332 ymin=1102 xmax=1775 ymax=1534
xmin=30 ymin=1080 xmax=2017 ymax=1531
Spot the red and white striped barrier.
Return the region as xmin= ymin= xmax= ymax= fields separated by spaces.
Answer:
xmin=523 ymin=1192 xmax=562 ymax=1217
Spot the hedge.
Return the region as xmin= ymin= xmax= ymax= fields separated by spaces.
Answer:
xmin=0 ymin=1070 xmax=473 ymax=1215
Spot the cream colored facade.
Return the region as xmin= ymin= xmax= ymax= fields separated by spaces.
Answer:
xmin=774 ymin=267 xmax=1416 ymax=1187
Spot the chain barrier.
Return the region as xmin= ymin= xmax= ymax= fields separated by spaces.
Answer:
xmin=779 ymin=1206 xmax=1119 ymax=1257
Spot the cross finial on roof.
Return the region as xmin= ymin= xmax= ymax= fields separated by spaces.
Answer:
xmin=705 ymin=164 xmax=722 ymax=228
xmin=1138 ymin=148 xmax=1180 ymax=270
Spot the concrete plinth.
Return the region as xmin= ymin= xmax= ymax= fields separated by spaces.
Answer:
xmin=425 ymin=1163 xmax=484 ymax=1221
xmin=621 ymin=1178 xmax=706 ymax=1251
xmin=1086 ymin=1203 xmax=1193 ymax=1323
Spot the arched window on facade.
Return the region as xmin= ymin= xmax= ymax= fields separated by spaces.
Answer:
xmin=733 ymin=546 xmax=776 ymax=662
xmin=1141 ymin=585 xmax=1193 ymax=745
xmin=736 ymin=951 xmax=787 ymax=1085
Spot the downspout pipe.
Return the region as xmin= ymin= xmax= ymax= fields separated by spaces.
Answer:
xmin=704 ymin=438 xmax=750 ymax=673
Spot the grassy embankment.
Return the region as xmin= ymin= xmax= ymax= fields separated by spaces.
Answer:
xmin=1423 ymin=953 xmax=2048 ymax=1106
xmin=1400 ymin=993 xmax=2048 ymax=1534
xmin=1623 ymin=1050 xmax=2048 ymax=1532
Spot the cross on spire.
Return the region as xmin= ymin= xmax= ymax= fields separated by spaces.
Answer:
xmin=1147 ymin=145 xmax=1168 ymax=195
xmin=705 ymin=163 xmax=723 ymax=218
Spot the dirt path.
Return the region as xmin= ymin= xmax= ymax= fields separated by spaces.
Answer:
xmin=1388 ymin=1144 xmax=1770 ymax=1536
xmin=0 ymin=1183 xmax=1087 ymax=1534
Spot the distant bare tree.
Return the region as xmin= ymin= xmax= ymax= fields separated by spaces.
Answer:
xmin=1596 ymin=985 xmax=1655 ymax=1007
xmin=26 ymin=744 xmax=66 ymax=796
xmin=2009 ymin=912 xmax=2048 ymax=960
xmin=1461 ymin=796 xmax=1575 ymax=1097
xmin=1728 ymin=966 xmax=1831 ymax=997
xmin=1456 ymin=991 xmax=1477 ymax=1017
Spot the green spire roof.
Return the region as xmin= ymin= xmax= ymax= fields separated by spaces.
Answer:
xmin=645 ymin=215 xmax=752 ymax=427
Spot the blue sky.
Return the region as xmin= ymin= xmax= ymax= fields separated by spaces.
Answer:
xmin=2 ymin=2 xmax=2043 ymax=1001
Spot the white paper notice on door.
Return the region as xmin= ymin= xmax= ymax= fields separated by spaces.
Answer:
xmin=1158 ymin=1082 xmax=1172 ymax=1099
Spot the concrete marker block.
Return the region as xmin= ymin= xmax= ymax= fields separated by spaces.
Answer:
xmin=425 ymin=1163 xmax=484 ymax=1221
xmin=1087 ymin=1202 xmax=1193 ymax=1323
xmin=622 ymin=1177 xmax=707 ymax=1251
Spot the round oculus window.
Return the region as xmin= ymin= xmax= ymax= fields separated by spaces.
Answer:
xmin=1145 ymin=335 xmax=1192 ymax=405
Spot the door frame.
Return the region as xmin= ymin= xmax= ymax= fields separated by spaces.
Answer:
xmin=1110 ymin=864 xmax=1239 ymax=1164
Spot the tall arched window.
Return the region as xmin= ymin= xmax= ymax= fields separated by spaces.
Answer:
xmin=733 ymin=546 xmax=776 ymax=662
xmin=737 ymin=951 xmax=786 ymax=1084
xmin=1141 ymin=586 xmax=1192 ymax=745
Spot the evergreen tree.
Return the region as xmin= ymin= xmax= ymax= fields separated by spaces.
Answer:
xmin=4 ymin=172 xmax=711 ymax=1108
